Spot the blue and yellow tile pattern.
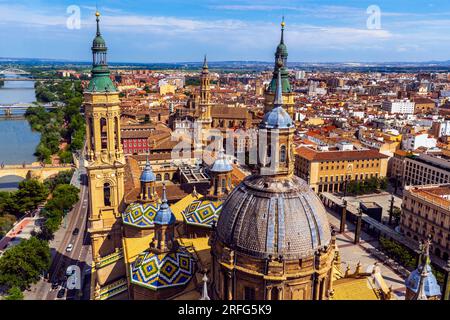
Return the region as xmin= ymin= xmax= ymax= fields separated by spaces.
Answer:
xmin=122 ymin=202 xmax=160 ymax=228
xmin=181 ymin=199 xmax=223 ymax=228
xmin=130 ymin=248 xmax=195 ymax=290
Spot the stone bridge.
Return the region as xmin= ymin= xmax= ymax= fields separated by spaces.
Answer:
xmin=0 ymin=163 xmax=75 ymax=182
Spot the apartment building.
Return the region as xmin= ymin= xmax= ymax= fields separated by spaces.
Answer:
xmin=295 ymin=146 xmax=389 ymax=193
xmin=403 ymin=152 xmax=450 ymax=186
xmin=400 ymin=184 xmax=450 ymax=261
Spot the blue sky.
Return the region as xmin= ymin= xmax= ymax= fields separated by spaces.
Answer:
xmin=1 ymin=0 xmax=450 ymax=62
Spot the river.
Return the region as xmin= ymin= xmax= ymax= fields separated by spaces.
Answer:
xmin=0 ymin=75 xmax=40 ymax=190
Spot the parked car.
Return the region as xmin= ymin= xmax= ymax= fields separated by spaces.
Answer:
xmin=72 ymin=228 xmax=79 ymax=236
xmin=66 ymin=244 xmax=73 ymax=252
xmin=51 ymin=282 xmax=59 ymax=290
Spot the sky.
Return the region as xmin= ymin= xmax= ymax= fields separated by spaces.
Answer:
xmin=1 ymin=0 xmax=450 ymax=63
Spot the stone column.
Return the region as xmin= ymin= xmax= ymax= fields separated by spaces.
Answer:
xmin=354 ymin=210 xmax=362 ymax=244
xmin=388 ymin=195 xmax=394 ymax=225
xmin=442 ymin=259 xmax=450 ymax=301
xmin=227 ymin=271 xmax=233 ymax=301
xmin=340 ymin=200 xmax=347 ymax=233
xmin=277 ymin=286 xmax=283 ymax=300
xmin=313 ymin=277 xmax=320 ymax=300
xmin=265 ymin=287 xmax=271 ymax=300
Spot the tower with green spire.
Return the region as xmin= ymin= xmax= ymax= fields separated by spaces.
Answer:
xmin=264 ymin=17 xmax=295 ymax=118
xmin=84 ymin=11 xmax=126 ymax=271
xmin=86 ymin=11 xmax=117 ymax=93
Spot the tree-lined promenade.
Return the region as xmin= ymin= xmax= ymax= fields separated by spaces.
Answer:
xmin=25 ymin=80 xmax=85 ymax=164
xmin=0 ymin=171 xmax=80 ymax=300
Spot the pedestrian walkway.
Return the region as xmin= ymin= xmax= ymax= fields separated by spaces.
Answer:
xmin=326 ymin=208 xmax=407 ymax=300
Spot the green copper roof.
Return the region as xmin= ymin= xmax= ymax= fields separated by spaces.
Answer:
xmin=86 ymin=12 xmax=117 ymax=93
xmin=93 ymin=35 xmax=106 ymax=48
xmin=268 ymin=75 xmax=291 ymax=93
xmin=268 ymin=19 xmax=290 ymax=93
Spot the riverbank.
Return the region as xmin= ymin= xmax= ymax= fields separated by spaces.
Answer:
xmin=25 ymin=79 xmax=85 ymax=164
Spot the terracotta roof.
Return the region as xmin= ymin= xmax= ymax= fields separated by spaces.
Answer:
xmin=296 ymin=147 xmax=389 ymax=162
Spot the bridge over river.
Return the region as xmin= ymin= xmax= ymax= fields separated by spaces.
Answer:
xmin=0 ymin=163 xmax=75 ymax=183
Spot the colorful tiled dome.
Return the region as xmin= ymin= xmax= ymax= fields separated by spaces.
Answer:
xmin=122 ymin=202 xmax=160 ymax=228
xmin=130 ymin=248 xmax=195 ymax=290
xmin=181 ymin=199 xmax=223 ymax=228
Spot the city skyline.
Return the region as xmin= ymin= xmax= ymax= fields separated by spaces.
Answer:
xmin=2 ymin=0 xmax=450 ymax=63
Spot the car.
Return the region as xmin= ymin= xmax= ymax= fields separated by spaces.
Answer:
xmin=66 ymin=244 xmax=73 ymax=252
xmin=51 ymin=282 xmax=59 ymax=290
xmin=72 ymin=228 xmax=79 ymax=236
xmin=56 ymin=288 xmax=66 ymax=299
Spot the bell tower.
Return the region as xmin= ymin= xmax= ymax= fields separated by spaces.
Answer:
xmin=84 ymin=11 xmax=125 ymax=260
xmin=259 ymin=63 xmax=296 ymax=178
xmin=197 ymin=55 xmax=212 ymax=128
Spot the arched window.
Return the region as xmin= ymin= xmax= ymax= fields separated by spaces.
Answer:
xmin=221 ymin=178 xmax=226 ymax=193
xmin=156 ymin=174 xmax=162 ymax=181
xmin=100 ymin=118 xmax=108 ymax=149
xmin=271 ymin=287 xmax=279 ymax=300
xmin=103 ymin=183 xmax=111 ymax=207
xmin=164 ymin=173 xmax=170 ymax=181
xmin=280 ymin=145 xmax=287 ymax=163
xmin=114 ymin=117 xmax=120 ymax=150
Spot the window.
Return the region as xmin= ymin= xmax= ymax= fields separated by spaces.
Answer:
xmin=280 ymin=145 xmax=286 ymax=163
xmin=164 ymin=173 xmax=170 ymax=181
xmin=244 ymin=287 xmax=255 ymax=300
xmin=103 ymin=183 xmax=111 ymax=207
xmin=100 ymin=118 xmax=108 ymax=149
xmin=156 ymin=174 xmax=162 ymax=181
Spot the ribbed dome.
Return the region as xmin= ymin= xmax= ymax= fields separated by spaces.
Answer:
xmin=405 ymin=264 xmax=441 ymax=297
xmin=93 ymin=35 xmax=106 ymax=48
xmin=260 ymin=106 xmax=294 ymax=129
xmin=215 ymin=175 xmax=332 ymax=260
xmin=210 ymin=150 xmax=233 ymax=173
xmin=140 ymin=159 xmax=156 ymax=182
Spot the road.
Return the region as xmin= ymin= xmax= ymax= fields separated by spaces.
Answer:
xmin=25 ymin=166 xmax=92 ymax=300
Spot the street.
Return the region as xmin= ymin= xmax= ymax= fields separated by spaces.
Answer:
xmin=24 ymin=166 xmax=92 ymax=300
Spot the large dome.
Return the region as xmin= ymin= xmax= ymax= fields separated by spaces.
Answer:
xmin=215 ymin=175 xmax=332 ymax=260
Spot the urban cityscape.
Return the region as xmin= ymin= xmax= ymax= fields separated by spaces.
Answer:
xmin=1 ymin=0 xmax=450 ymax=306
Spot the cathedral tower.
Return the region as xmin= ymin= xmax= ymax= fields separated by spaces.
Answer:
xmin=211 ymin=61 xmax=334 ymax=301
xmin=197 ymin=55 xmax=212 ymax=128
xmin=264 ymin=18 xmax=295 ymax=118
xmin=85 ymin=11 xmax=125 ymax=259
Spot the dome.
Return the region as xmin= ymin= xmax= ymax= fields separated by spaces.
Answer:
xmin=93 ymin=35 xmax=106 ymax=48
xmin=276 ymin=43 xmax=288 ymax=56
xmin=215 ymin=175 xmax=332 ymax=260
xmin=260 ymin=106 xmax=294 ymax=129
xmin=153 ymin=186 xmax=175 ymax=225
xmin=140 ymin=159 xmax=156 ymax=182
xmin=405 ymin=264 xmax=441 ymax=297
xmin=210 ymin=150 xmax=233 ymax=173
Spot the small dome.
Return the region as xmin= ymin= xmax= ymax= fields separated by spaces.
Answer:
xmin=154 ymin=185 xmax=175 ymax=225
xmin=140 ymin=159 xmax=156 ymax=182
xmin=405 ymin=264 xmax=441 ymax=297
xmin=93 ymin=35 xmax=106 ymax=48
xmin=260 ymin=106 xmax=294 ymax=129
xmin=210 ymin=150 xmax=233 ymax=173
xmin=215 ymin=175 xmax=332 ymax=260
xmin=276 ymin=43 xmax=288 ymax=55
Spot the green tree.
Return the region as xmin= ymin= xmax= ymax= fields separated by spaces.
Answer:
xmin=13 ymin=180 xmax=49 ymax=216
xmin=4 ymin=286 xmax=24 ymax=300
xmin=0 ymin=237 xmax=51 ymax=290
